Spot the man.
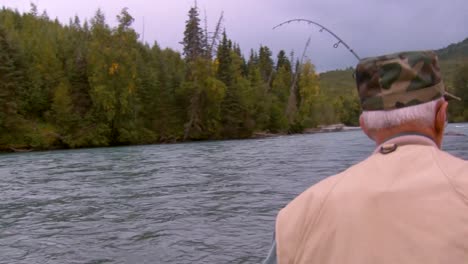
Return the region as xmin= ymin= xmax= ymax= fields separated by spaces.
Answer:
xmin=263 ymin=50 xmax=468 ymax=264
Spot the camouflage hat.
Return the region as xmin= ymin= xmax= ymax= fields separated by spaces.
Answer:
xmin=355 ymin=50 xmax=460 ymax=111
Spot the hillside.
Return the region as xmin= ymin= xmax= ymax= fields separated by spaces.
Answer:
xmin=436 ymin=39 xmax=468 ymax=89
xmin=319 ymin=37 xmax=468 ymax=96
xmin=436 ymin=37 xmax=468 ymax=60
xmin=318 ymin=67 xmax=356 ymax=96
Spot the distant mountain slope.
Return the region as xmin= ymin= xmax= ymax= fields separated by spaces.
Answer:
xmin=436 ymin=37 xmax=468 ymax=60
xmin=436 ymin=37 xmax=468 ymax=89
xmin=318 ymin=68 xmax=356 ymax=96
xmin=319 ymin=37 xmax=468 ymax=96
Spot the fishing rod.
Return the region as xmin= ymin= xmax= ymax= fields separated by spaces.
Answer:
xmin=273 ymin=19 xmax=361 ymax=61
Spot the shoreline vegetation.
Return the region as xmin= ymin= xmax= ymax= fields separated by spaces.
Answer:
xmin=3 ymin=124 xmax=358 ymax=152
xmin=251 ymin=124 xmax=361 ymax=138
xmin=5 ymin=123 xmax=466 ymax=153
xmin=0 ymin=4 xmax=467 ymax=153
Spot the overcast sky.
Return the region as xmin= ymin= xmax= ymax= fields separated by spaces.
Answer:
xmin=1 ymin=0 xmax=467 ymax=72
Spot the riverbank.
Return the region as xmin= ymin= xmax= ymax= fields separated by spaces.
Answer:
xmin=1 ymin=124 xmax=356 ymax=153
xmin=304 ymin=124 xmax=361 ymax=133
xmin=3 ymin=123 xmax=466 ymax=153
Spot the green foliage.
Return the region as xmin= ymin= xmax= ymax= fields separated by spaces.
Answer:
xmin=182 ymin=58 xmax=226 ymax=140
xmin=334 ymin=96 xmax=361 ymax=126
xmin=450 ymin=62 xmax=468 ymax=121
xmin=248 ymin=67 xmax=270 ymax=131
xmin=436 ymin=38 xmax=468 ymax=60
xmin=0 ymin=26 xmax=21 ymax=128
xmin=296 ymin=61 xmax=320 ymax=128
xmin=272 ymin=65 xmax=292 ymax=103
xmin=181 ymin=5 xmax=206 ymax=62
xmin=51 ymin=81 xmax=76 ymax=130
xmin=258 ymin=46 xmax=274 ymax=83
xmin=276 ymin=50 xmax=291 ymax=72
xmin=319 ymin=68 xmax=356 ymax=97
xmin=216 ymin=31 xmax=233 ymax=86
xmin=0 ymin=4 xmax=465 ymax=151
xmin=436 ymin=38 xmax=468 ymax=93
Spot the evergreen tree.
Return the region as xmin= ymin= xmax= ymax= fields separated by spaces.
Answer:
xmin=276 ymin=50 xmax=292 ymax=72
xmin=180 ymin=5 xmax=205 ymax=62
xmin=216 ymin=31 xmax=233 ymax=86
xmin=29 ymin=3 xmax=38 ymax=17
xmin=0 ymin=26 xmax=23 ymax=133
xmin=272 ymin=62 xmax=292 ymax=103
xmin=63 ymin=15 xmax=92 ymax=117
xmin=51 ymin=80 xmax=76 ymax=137
xmin=84 ymin=8 xmax=114 ymax=146
xmin=297 ymin=60 xmax=320 ymax=128
xmin=180 ymin=58 xmax=226 ymax=140
xmin=19 ymin=9 xmax=63 ymax=118
xmin=258 ymin=46 xmax=274 ymax=84
xmin=217 ymin=33 xmax=255 ymax=138
xmin=247 ymin=49 xmax=259 ymax=74
xmin=248 ymin=66 xmax=269 ymax=131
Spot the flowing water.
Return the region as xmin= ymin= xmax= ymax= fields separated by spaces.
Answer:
xmin=1 ymin=124 xmax=467 ymax=264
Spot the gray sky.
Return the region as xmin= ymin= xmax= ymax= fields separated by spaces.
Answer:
xmin=1 ymin=0 xmax=467 ymax=72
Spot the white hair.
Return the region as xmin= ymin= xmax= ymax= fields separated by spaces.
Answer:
xmin=361 ymin=98 xmax=443 ymax=130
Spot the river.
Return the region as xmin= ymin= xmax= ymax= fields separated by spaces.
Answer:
xmin=1 ymin=124 xmax=467 ymax=264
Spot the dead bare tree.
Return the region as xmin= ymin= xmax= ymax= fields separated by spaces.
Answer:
xmin=208 ymin=11 xmax=224 ymax=59
xmin=286 ymin=37 xmax=311 ymax=123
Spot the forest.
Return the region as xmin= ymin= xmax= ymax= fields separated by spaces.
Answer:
xmin=0 ymin=4 xmax=466 ymax=151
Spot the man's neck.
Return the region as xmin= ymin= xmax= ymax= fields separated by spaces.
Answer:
xmin=371 ymin=123 xmax=440 ymax=148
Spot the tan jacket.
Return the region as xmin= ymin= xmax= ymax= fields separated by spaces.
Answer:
xmin=276 ymin=135 xmax=468 ymax=264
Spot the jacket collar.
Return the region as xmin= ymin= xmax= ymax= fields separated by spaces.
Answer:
xmin=373 ymin=133 xmax=438 ymax=154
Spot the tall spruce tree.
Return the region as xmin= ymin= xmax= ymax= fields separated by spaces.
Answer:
xmin=181 ymin=5 xmax=205 ymax=62
xmin=216 ymin=31 xmax=233 ymax=86
xmin=258 ymin=45 xmax=274 ymax=84
xmin=0 ymin=26 xmax=23 ymax=133
xmin=218 ymin=32 xmax=245 ymax=138
xmin=276 ymin=50 xmax=291 ymax=72
xmin=63 ymin=15 xmax=91 ymax=117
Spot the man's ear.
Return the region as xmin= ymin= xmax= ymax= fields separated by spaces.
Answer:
xmin=433 ymin=100 xmax=448 ymax=148
xmin=435 ymin=100 xmax=448 ymax=134
xmin=360 ymin=114 xmax=372 ymax=139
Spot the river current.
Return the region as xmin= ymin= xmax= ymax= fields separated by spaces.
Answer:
xmin=1 ymin=124 xmax=467 ymax=264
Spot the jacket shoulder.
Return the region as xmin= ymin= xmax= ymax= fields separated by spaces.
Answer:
xmin=431 ymin=148 xmax=468 ymax=204
xmin=277 ymin=173 xmax=343 ymax=220
xmin=275 ymin=171 xmax=346 ymax=262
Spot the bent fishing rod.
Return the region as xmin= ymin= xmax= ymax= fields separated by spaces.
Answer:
xmin=273 ymin=19 xmax=362 ymax=62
